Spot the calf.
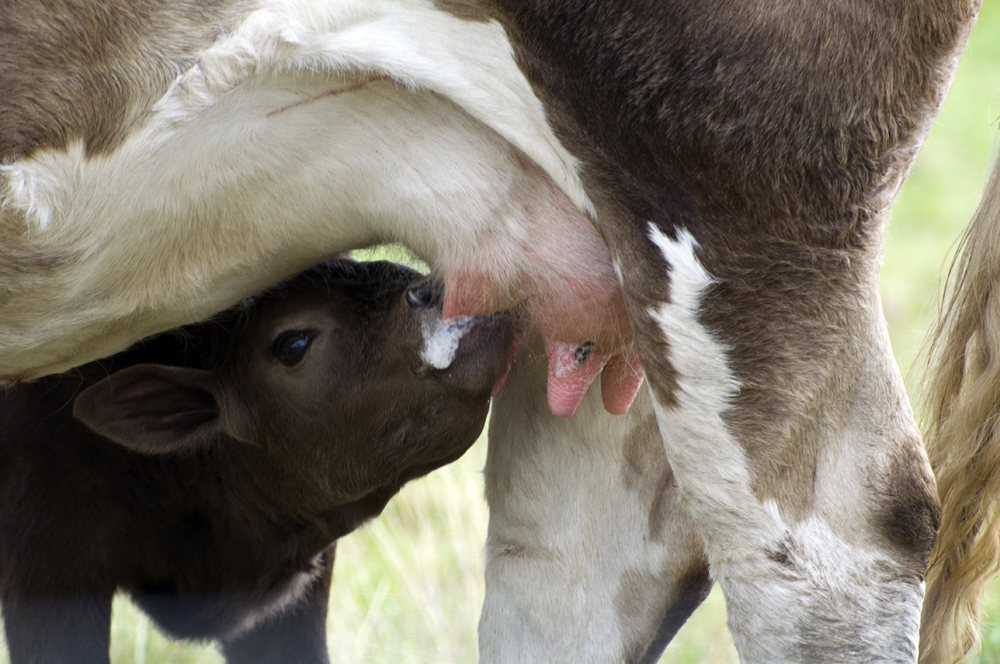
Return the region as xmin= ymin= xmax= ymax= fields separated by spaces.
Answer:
xmin=0 ymin=258 xmax=513 ymax=664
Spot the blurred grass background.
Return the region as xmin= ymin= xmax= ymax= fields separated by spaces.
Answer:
xmin=2 ymin=4 xmax=1000 ymax=662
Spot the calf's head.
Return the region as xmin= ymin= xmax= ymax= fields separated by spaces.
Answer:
xmin=73 ymin=259 xmax=513 ymax=514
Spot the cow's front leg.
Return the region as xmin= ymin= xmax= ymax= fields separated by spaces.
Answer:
xmin=480 ymin=333 xmax=710 ymax=664
xmin=623 ymin=225 xmax=937 ymax=663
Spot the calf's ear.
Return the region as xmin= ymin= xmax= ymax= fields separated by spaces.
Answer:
xmin=73 ymin=364 xmax=226 ymax=455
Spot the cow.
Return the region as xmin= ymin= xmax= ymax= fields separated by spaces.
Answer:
xmin=0 ymin=0 xmax=982 ymax=662
xmin=0 ymin=258 xmax=514 ymax=664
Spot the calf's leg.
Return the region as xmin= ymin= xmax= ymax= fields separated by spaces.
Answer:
xmin=2 ymin=594 xmax=112 ymax=664
xmin=219 ymin=546 xmax=335 ymax=664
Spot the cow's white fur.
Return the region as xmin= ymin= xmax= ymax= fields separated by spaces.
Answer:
xmin=727 ymin=504 xmax=922 ymax=663
xmin=0 ymin=0 xmax=598 ymax=380
xmin=646 ymin=225 xmax=922 ymax=663
xmin=480 ymin=337 xmax=706 ymax=664
xmin=6 ymin=0 xmax=594 ymax=230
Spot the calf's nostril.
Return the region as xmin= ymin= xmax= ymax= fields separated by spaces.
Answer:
xmin=406 ymin=285 xmax=435 ymax=309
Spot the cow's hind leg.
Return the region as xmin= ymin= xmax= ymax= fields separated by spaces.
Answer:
xmin=480 ymin=333 xmax=710 ymax=664
xmin=2 ymin=594 xmax=112 ymax=664
xmin=623 ymin=225 xmax=937 ymax=663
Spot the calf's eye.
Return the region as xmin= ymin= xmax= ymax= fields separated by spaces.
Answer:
xmin=406 ymin=284 xmax=435 ymax=309
xmin=272 ymin=332 xmax=311 ymax=366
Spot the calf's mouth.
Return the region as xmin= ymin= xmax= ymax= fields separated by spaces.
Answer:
xmin=408 ymin=278 xmax=516 ymax=396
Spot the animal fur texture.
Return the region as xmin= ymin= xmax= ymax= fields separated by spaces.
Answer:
xmin=0 ymin=259 xmax=513 ymax=663
xmin=474 ymin=1 xmax=975 ymax=661
xmin=0 ymin=0 xmax=638 ymax=417
xmin=0 ymin=0 xmax=986 ymax=661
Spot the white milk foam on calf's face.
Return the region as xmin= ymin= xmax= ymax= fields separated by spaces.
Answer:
xmin=421 ymin=316 xmax=474 ymax=369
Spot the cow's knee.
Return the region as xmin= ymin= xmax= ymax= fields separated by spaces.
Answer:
xmin=874 ymin=439 xmax=941 ymax=575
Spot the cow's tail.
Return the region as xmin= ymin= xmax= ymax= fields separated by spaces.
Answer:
xmin=920 ymin=143 xmax=1000 ymax=664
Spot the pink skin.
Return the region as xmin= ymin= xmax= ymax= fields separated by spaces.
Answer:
xmin=438 ymin=202 xmax=644 ymax=417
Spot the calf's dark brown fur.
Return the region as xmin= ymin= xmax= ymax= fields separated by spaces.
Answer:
xmin=0 ymin=259 xmax=512 ymax=664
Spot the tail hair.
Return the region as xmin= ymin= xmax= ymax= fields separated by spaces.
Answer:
xmin=920 ymin=141 xmax=1000 ymax=664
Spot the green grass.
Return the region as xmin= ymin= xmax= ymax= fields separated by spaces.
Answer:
xmin=3 ymin=5 xmax=1000 ymax=663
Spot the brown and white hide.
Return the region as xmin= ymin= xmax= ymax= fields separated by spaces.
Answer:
xmin=0 ymin=0 xmax=983 ymax=662
xmin=472 ymin=2 xmax=977 ymax=662
xmin=0 ymin=0 xmax=640 ymax=418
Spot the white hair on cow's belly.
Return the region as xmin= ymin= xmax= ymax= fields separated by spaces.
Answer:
xmin=420 ymin=315 xmax=473 ymax=370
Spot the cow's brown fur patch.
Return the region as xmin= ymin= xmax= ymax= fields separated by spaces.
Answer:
xmin=876 ymin=441 xmax=941 ymax=572
xmin=488 ymin=0 xmax=976 ymax=519
xmin=0 ymin=0 xmax=252 ymax=162
xmin=620 ymin=414 xmax=674 ymax=543
xmin=433 ymin=0 xmax=492 ymax=22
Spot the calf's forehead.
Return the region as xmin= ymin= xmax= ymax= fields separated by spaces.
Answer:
xmin=228 ymin=264 xmax=421 ymax=357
